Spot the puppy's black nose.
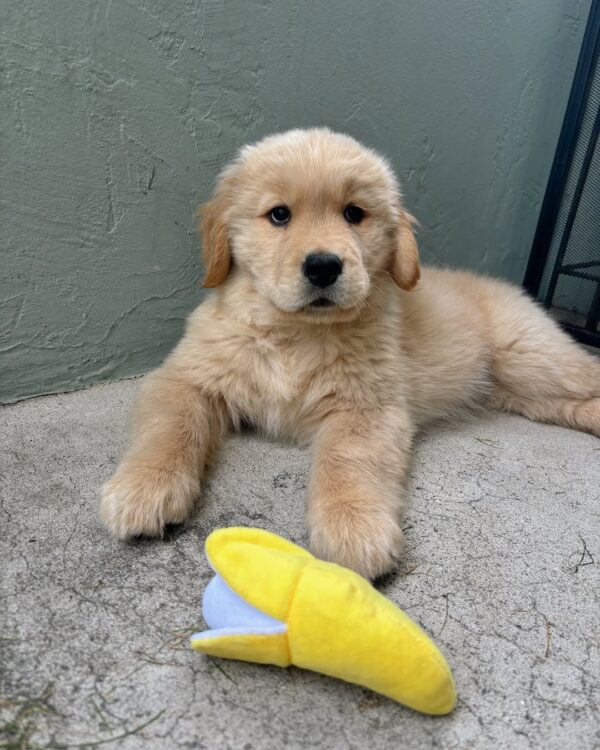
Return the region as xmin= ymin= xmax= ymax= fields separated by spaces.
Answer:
xmin=303 ymin=253 xmax=343 ymax=288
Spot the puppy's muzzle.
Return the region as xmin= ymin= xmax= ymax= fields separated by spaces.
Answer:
xmin=303 ymin=252 xmax=343 ymax=288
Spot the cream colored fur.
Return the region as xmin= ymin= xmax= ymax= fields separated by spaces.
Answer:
xmin=100 ymin=128 xmax=600 ymax=578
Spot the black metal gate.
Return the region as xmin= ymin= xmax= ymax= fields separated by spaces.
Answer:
xmin=524 ymin=0 xmax=600 ymax=347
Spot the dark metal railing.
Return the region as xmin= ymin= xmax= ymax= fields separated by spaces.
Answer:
xmin=524 ymin=0 xmax=600 ymax=347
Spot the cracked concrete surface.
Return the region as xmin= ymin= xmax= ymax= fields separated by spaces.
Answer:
xmin=1 ymin=378 xmax=599 ymax=749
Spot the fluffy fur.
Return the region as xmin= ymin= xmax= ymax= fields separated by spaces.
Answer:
xmin=100 ymin=128 xmax=600 ymax=578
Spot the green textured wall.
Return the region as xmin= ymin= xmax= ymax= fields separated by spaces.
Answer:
xmin=1 ymin=0 xmax=591 ymax=403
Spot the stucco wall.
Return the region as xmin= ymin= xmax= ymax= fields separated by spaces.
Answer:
xmin=1 ymin=0 xmax=591 ymax=402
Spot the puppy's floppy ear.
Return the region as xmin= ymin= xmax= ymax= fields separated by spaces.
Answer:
xmin=390 ymin=212 xmax=421 ymax=291
xmin=199 ymin=188 xmax=231 ymax=288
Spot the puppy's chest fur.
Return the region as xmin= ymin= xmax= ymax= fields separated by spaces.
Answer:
xmin=180 ymin=312 xmax=404 ymax=442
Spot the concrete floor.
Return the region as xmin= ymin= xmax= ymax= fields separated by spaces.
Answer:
xmin=1 ymin=378 xmax=599 ymax=749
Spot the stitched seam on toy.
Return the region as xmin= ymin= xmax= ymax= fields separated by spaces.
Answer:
xmin=280 ymin=563 xmax=307 ymax=666
xmin=388 ymin=611 xmax=452 ymax=681
xmin=377 ymin=601 xmax=452 ymax=687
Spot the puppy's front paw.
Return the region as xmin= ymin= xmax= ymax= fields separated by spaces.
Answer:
xmin=309 ymin=508 xmax=404 ymax=579
xmin=100 ymin=465 xmax=199 ymax=539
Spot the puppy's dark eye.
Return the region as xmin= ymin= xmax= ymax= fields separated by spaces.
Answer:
xmin=268 ymin=205 xmax=291 ymax=226
xmin=343 ymin=204 xmax=365 ymax=224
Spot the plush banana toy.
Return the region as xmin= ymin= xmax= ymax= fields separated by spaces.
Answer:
xmin=190 ymin=527 xmax=456 ymax=715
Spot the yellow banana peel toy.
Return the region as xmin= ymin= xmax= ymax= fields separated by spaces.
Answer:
xmin=190 ymin=527 xmax=456 ymax=715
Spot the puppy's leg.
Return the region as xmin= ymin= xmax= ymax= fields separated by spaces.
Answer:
xmin=488 ymin=288 xmax=600 ymax=437
xmin=100 ymin=370 xmax=228 ymax=538
xmin=307 ymin=406 xmax=414 ymax=579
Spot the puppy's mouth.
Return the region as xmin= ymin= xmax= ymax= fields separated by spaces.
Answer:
xmin=308 ymin=297 xmax=335 ymax=309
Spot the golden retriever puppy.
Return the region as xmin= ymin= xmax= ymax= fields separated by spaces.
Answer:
xmin=100 ymin=128 xmax=600 ymax=578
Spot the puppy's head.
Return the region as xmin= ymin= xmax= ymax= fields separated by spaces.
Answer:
xmin=200 ymin=128 xmax=419 ymax=322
